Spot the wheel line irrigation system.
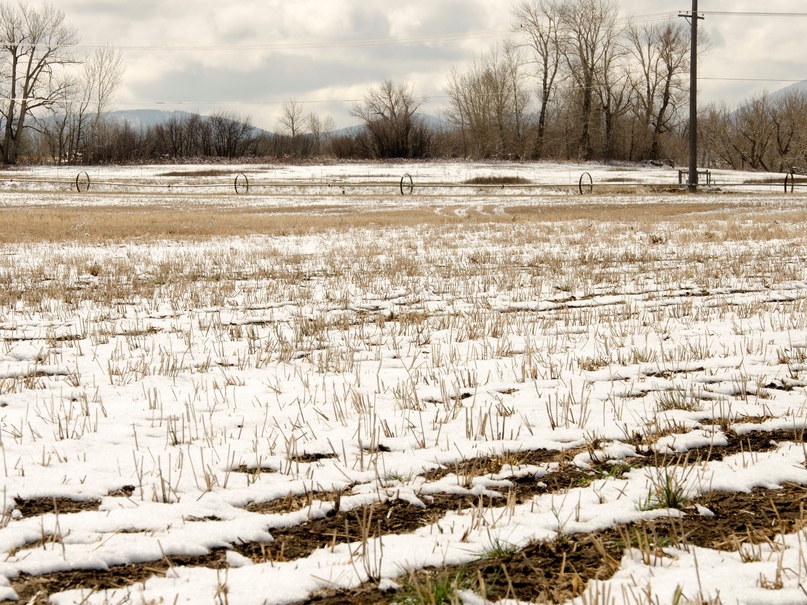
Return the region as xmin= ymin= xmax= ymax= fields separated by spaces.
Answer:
xmin=0 ymin=169 xmax=804 ymax=197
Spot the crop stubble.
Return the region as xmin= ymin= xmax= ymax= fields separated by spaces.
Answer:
xmin=2 ymin=189 xmax=807 ymax=603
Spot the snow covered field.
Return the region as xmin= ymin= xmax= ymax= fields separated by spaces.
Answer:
xmin=1 ymin=162 xmax=807 ymax=604
xmin=0 ymin=160 xmax=795 ymax=202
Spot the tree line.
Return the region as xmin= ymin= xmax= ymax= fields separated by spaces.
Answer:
xmin=6 ymin=0 xmax=807 ymax=172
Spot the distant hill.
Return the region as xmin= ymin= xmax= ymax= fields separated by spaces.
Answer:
xmin=330 ymin=113 xmax=446 ymax=138
xmin=107 ymin=109 xmax=197 ymax=130
xmin=106 ymin=109 xmax=273 ymax=138
xmin=769 ymin=80 xmax=807 ymax=102
xmin=106 ymin=108 xmax=446 ymax=138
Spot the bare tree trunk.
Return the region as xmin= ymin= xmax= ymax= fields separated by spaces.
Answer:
xmin=513 ymin=0 xmax=562 ymax=159
xmin=558 ymin=0 xmax=621 ymax=160
xmin=0 ymin=4 xmax=78 ymax=164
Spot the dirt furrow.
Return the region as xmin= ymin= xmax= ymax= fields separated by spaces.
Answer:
xmin=3 ymin=428 xmax=804 ymax=604
xmin=299 ymin=483 xmax=807 ymax=604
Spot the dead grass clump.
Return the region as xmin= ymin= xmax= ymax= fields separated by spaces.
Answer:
xmin=157 ymin=169 xmax=239 ymax=177
xmin=463 ymin=176 xmax=532 ymax=185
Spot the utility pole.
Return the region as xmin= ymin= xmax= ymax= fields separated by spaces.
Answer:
xmin=680 ymin=0 xmax=704 ymax=192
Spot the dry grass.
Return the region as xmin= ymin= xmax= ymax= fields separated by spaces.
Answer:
xmin=1 ymin=197 xmax=805 ymax=244
xmin=0 ymin=205 xmax=463 ymax=243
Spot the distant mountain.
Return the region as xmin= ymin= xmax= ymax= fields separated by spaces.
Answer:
xmin=106 ymin=109 xmax=275 ymax=138
xmin=330 ymin=113 xmax=446 ymax=138
xmin=419 ymin=113 xmax=447 ymax=131
xmin=107 ymin=109 xmax=197 ymax=130
xmin=769 ymin=80 xmax=807 ymax=102
xmin=330 ymin=124 xmax=364 ymax=138
xmin=106 ymin=108 xmax=446 ymax=138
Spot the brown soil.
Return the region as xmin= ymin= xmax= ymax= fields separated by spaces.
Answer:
xmin=10 ymin=552 xmax=230 ymax=604
xmin=300 ymin=484 xmax=807 ymax=604
xmin=11 ymin=497 xmax=101 ymax=517
xmin=3 ymin=428 xmax=805 ymax=604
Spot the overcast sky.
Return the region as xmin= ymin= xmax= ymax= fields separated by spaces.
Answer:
xmin=58 ymin=0 xmax=807 ymax=130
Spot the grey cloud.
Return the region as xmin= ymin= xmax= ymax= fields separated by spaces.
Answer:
xmin=63 ymin=0 xmax=175 ymax=22
xmin=706 ymin=26 xmax=726 ymax=51
xmin=410 ymin=0 xmax=489 ymax=37
xmin=133 ymin=35 xmax=469 ymax=102
xmin=135 ymin=55 xmax=386 ymax=103
xmin=343 ymin=5 xmax=392 ymax=40
xmin=63 ymin=0 xmax=807 ymax=127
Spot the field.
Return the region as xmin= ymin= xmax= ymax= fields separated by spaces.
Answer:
xmin=1 ymin=161 xmax=807 ymax=604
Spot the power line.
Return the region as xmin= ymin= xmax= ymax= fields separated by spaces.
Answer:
xmin=111 ymin=99 xmax=365 ymax=107
xmin=54 ymin=12 xmax=683 ymax=52
xmin=700 ymin=11 xmax=807 ymax=17
xmin=71 ymin=30 xmax=512 ymax=52
xmin=0 ymin=29 xmax=512 ymax=52
xmin=702 ymin=77 xmax=806 ymax=82
xmin=104 ymin=74 xmax=807 ymax=108
xmin=617 ymin=12 xmax=679 ymax=25
xmin=59 ymin=11 xmax=807 ymax=54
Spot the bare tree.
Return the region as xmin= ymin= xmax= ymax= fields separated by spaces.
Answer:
xmin=730 ymin=94 xmax=775 ymax=171
xmin=63 ymin=46 xmax=124 ymax=163
xmin=443 ymin=66 xmax=473 ymax=156
xmin=0 ymin=2 xmax=79 ymax=164
xmin=559 ymin=0 xmax=620 ymax=160
xmin=306 ymin=111 xmax=335 ymax=156
xmin=40 ymin=72 xmax=77 ymax=163
xmin=513 ymin=0 xmax=563 ymax=158
xmin=594 ymin=24 xmax=630 ymax=160
xmin=627 ymin=19 xmax=689 ymax=161
xmin=770 ymin=91 xmax=807 ymax=172
xmin=38 ymin=44 xmax=124 ymax=164
xmin=701 ymin=102 xmax=735 ymax=168
xmin=351 ymin=80 xmax=431 ymax=158
xmin=209 ymin=110 xmax=254 ymax=158
xmin=81 ymin=46 xmax=124 ymax=160
xmin=700 ymin=96 xmax=775 ymax=171
xmin=278 ymin=98 xmax=304 ymax=140
xmin=502 ymin=41 xmax=531 ymax=156
xmin=151 ymin=113 xmax=190 ymax=159
xmin=83 ymin=46 xmax=124 ymax=123
xmin=444 ymin=44 xmax=530 ymax=159
xmin=191 ymin=113 xmax=214 ymax=157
